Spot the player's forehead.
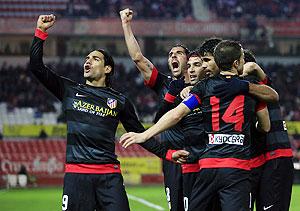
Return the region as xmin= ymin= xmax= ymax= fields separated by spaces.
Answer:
xmin=169 ymin=46 xmax=186 ymax=54
xmin=188 ymin=56 xmax=202 ymax=64
xmin=86 ymin=50 xmax=104 ymax=59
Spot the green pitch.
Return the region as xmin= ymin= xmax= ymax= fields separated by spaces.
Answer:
xmin=0 ymin=185 xmax=299 ymax=211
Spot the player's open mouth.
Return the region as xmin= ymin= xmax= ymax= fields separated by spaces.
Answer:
xmin=172 ymin=61 xmax=179 ymax=69
xmin=190 ymin=75 xmax=197 ymax=79
xmin=84 ymin=65 xmax=91 ymax=72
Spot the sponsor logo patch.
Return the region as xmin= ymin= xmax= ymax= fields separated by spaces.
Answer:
xmin=208 ymin=134 xmax=245 ymax=145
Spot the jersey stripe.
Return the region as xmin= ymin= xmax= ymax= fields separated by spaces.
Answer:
xmin=199 ymin=157 xmax=251 ymax=170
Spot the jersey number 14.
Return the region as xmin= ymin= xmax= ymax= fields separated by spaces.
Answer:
xmin=210 ymin=95 xmax=245 ymax=132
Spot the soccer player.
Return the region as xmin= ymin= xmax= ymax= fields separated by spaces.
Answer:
xmin=120 ymin=8 xmax=189 ymax=210
xmin=120 ymin=40 xmax=271 ymax=210
xmin=241 ymin=50 xmax=294 ymax=211
xmin=161 ymin=50 xmax=207 ymax=210
xmin=241 ymin=49 xmax=269 ymax=211
xmin=29 ymin=14 xmax=166 ymax=211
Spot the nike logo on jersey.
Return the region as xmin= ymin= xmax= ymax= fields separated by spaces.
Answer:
xmin=263 ymin=205 xmax=274 ymax=210
xmin=76 ymin=93 xmax=86 ymax=97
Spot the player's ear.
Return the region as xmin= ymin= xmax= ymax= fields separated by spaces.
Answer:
xmin=233 ymin=60 xmax=239 ymax=69
xmin=104 ymin=65 xmax=112 ymax=74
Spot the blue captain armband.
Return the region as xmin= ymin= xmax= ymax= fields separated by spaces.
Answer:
xmin=182 ymin=94 xmax=201 ymax=111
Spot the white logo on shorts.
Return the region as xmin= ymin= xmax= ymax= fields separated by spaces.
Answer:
xmin=263 ymin=205 xmax=274 ymax=210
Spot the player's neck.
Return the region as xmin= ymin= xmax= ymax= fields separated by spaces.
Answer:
xmin=220 ymin=68 xmax=238 ymax=76
xmin=85 ymin=78 xmax=106 ymax=87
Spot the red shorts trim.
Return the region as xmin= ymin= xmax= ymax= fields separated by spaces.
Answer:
xmin=65 ymin=163 xmax=121 ymax=174
xmin=182 ymin=163 xmax=200 ymax=174
xmin=35 ymin=28 xmax=48 ymax=40
xmin=265 ymin=148 xmax=293 ymax=161
xmin=198 ymin=157 xmax=250 ymax=170
xmin=250 ymin=154 xmax=266 ymax=169
xmin=144 ymin=66 xmax=158 ymax=88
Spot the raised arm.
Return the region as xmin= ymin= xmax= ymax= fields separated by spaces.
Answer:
xmin=29 ymin=14 xmax=65 ymax=100
xmin=120 ymin=8 xmax=154 ymax=81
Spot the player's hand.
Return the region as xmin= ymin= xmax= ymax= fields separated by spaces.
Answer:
xmin=241 ymin=62 xmax=257 ymax=77
xmin=120 ymin=132 xmax=146 ymax=148
xmin=242 ymin=62 xmax=267 ymax=81
xmin=120 ymin=8 xmax=133 ymax=24
xmin=180 ymin=86 xmax=193 ymax=99
xmin=37 ymin=14 xmax=56 ymax=32
xmin=212 ymin=77 xmax=249 ymax=100
xmin=172 ymin=150 xmax=190 ymax=164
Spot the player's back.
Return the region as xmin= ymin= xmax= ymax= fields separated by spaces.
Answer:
xmin=190 ymin=75 xmax=257 ymax=169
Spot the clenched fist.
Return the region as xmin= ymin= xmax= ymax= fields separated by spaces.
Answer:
xmin=37 ymin=14 xmax=56 ymax=32
xmin=120 ymin=8 xmax=133 ymax=24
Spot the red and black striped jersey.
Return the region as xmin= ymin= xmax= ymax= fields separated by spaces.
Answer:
xmin=145 ymin=67 xmax=185 ymax=149
xmin=261 ymin=77 xmax=292 ymax=160
xmin=29 ymin=35 xmax=166 ymax=165
xmin=185 ymin=75 xmax=260 ymax=170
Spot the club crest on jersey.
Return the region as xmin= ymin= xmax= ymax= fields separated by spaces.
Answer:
xmin=107 ymin=98 xmax=117 ymax=109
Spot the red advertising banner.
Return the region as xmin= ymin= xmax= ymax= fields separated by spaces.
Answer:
xmin=0 ymin=18 xmax=299 ymax=37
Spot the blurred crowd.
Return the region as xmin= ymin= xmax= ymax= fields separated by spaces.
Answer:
xmin=2 ymin=0 xmax=300 ymax=20
xmin=70 ymin=0 xmax=193 ymax=20
xmin=0 ymin=62 xmax=299 ymax=122
xmin=70 ymin=0 xmax=299 ymax=20
xmin=205 ymin=0 xmax=300 ymax=19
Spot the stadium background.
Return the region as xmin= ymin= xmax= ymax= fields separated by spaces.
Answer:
xmin=0 ymin=0 xmax=299 ymax=210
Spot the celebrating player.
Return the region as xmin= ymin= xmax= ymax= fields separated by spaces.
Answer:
xmin=120 ymin=40 xmax=271 ymax=210
xmin=241 ymin=50 xmax=293 ymax=211
xmin=29 ymin=14 xmax=166 ymax=211
xmin=121 ymin=8 xmax=189 ymax=211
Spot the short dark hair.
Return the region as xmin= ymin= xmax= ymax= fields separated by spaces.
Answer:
xmin=213 ymin=40 xmax=243 ymax=71
xmin=244 ymin=49 xmax=256 ymax=63
xmin=97 ymin=49 xmax=114 ymax=87
xmin=199 ymin=38 xmax=222 ymax=56
xmin=171 ymin=44 xmax=190 ymax=55
xmin=187 ymin=50 xmax=201 ymax=59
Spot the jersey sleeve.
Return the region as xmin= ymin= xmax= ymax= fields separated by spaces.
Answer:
xmin=255 ymin=101 xmax=267 ymax=112
xmin=29 ymin=29 xmax=65 ymax=101
xmin=144 ymin=66 xmax=169 ymax=95
xmin=120 ymin=98 xmax=168 ymax=158
xmin=182 ymin=83 xmax=203 ymax=111
xmin=259 ymin=75 xmax=272 ymax=86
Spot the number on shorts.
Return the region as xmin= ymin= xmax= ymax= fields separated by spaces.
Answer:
xmin=62 ymin=195 xmax=68 ymax=211
xmin=184 ymin=197 xmax=189 ymax=211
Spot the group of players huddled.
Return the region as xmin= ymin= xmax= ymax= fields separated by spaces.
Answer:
xmin=29 ymin=8 xmax=293 ymax=211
